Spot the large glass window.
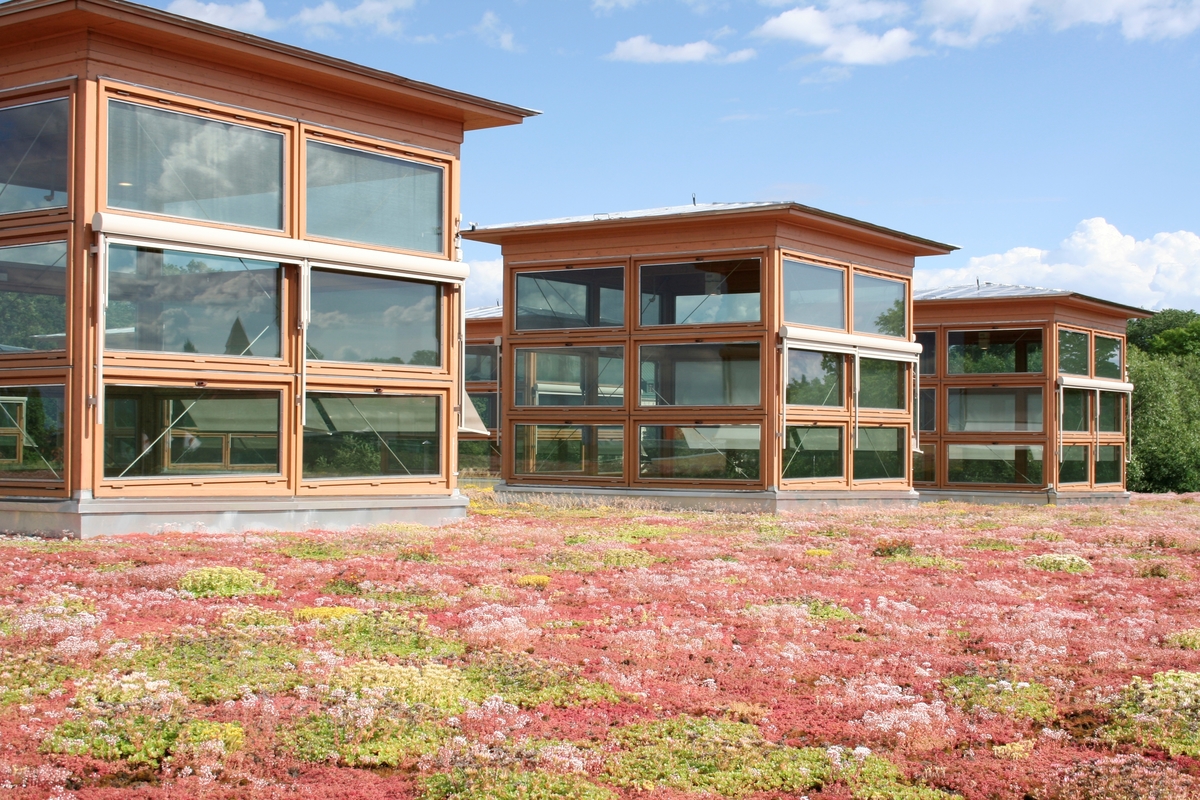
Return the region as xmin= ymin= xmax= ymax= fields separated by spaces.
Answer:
xmin=853 ymin=273 xmax=906 ymax=337
xmin=514 ymin=346 xmax=623 ymax=407
xmin=0 ymin=98 xmax=69 ymax=215
xmin=1058 ymin=329 xmax=1089 ymax=376
xmin=1099 ymin=392 xmax=1123 ymax=433
xmin=1059 ymin=445 xmax=1088 ymax=484
xmin=859 ymin=358 xmax=905 ymax=410
xmin=465 ymin=345 xmax=498 ymax=382
xmin=782 ymin=260 xmax=844 ymax=330
xmin=947 ymin=444 xmax=1043 ymax=485
xmin=0 ymin=241 xmax=67 ymax=352
xmin=303 ymin=393 xmax=439 ymax=478
xmin=853 ymin=427 xmax=905 ymax=481
xmin=513 ymin=424 xmax=623 ymax=477
xmin=639 ymin=342 xmax=760 ymax=407
xmin=787 ymin=349 xmax=843 ymax=406
xmin=468 ymin=392 xmax=498 ymax=430
xmin=1095 ymin=445 xmax=1122 ymax=485
xmin=915 ymin=331 xmax=936 ymax=375
xmin=0 ymin=385 xmax=65 ymax=482
xmin=458 ymin=439 xmax=501 ymax=477
xmin=106 ymin=245 xmax=281 ymax=357
xmin=307 ymin=269 xmax=439 ymax=366
xmin=306 ymin=141 xmax=443 ymax=254
xmin=947 ymin=387 xmax=1043 ymax=432
xmin=1062 ymin=388 xmax=1088 ymax=432
xmin=108 ymin=101 xmax=283 ymax=230
xmin=639 ymin=259 xmax=760 ymax=326
xmin=917 ymin=387 xmax=935 ymax=432
xmin=515 ymin=267 xmax=624 ymax=330
xmin=947 ymin=329 xmax=1043 ymax=374
xmin=639 ymin=424 xmax=760 ymax=481
xmin=104 ymin=388 xmax=279 ymax=478
xmin=782 ymin=426 xmax=842 ymax=480
xmin=913 ymin=446 xmax=936 ymax=483
xmin=1095 ymin=335 xmax=1123 ymax=379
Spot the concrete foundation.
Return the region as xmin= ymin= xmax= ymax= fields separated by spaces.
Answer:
xmin=492 ymin=483 xmax=919 ymax=513
xmin=917 ymin=489 xmax=1131 ymax=506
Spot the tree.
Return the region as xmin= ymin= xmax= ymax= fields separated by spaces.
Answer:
xmin=1127 ymin=348 xmax=1200 ymax=493
xmin=1150 ymin=319 xmax=1200 ymax=357
xmin=1128 ymin=308 xmax=1200 ymax=352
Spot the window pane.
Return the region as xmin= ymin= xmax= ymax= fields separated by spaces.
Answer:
xmin=947 ymin=329 xmax=1043 ymax=374
xmin=853 ymin=273 xmax=906 ymax=337
xmin=787 ymin=349 xmax=843 ymax=406
xmin=948 ymin=387 xmax=1043 ymax=432
xmin=308 ymin=269 xmax=439 ymax=366
xmin=306 ymin=141 xmax=443 ymax=254
xmin=1062 ymin=388 xmax=1088 ymax=432
xmin=917 ymin=387 xmax=935 ymax=432
xmin=639 ymin=424 xmax=759 ymax=480
xmin=1058 ymin=329 xmax=1089 ymax=376
xmin=513 ymin=424 xmax=623 ymax=476
xmin=0 ymin=99 xmax=68 ymax=215
xmin=104 ymin=388 xmax=279 ymax=478
xmin=1095 ymin=445 xmax=1122 ymax=484
xmin=639 ymin=259 xmax=760 ymax=326
xmin=947 ymin=444 xmax=1043 ymax=485
xmin=913 ymin=446 xmax=936 ymax=483
xmin=1095 ymin=335 xmax=1122 ymax=379
xmin=0 ymin=241 xmax=67 ymax=352
xmin=1099 ymin=392 xmax=1123 ymax=432
xmin=515 ymin=346 xmax=624 ymax=407
xmin=859 ymin=358 xmax=905 ymax=410
xmin=0 ymin=385 xmax=65 ymax=481
xmin=108 ymin=101 xmax=282 ymax=229
xmin=915 ymin=331 xmax=936 ymax=375
xmin=639 ymin=342 xmax=760 ymax=406
xmin=782 ymin=260 xmax=844 ymax=330
xmin=106 ymin=244 xmax=281 ymax=357
xmin=515 ymin=267 xmax=624 ymax=330
xmin=468 ymin=392 xmax=497 ymax=429
xmin=465 ymin=345 xmax=498 ymax=382
xmin=458 ymin=439 xmax=501 ymax=476
xmin=303 ymin=393 xmax=439 ymax=478
xmin=853 ymin=427 xmax=905 ymax=481
xmin=783 ymin=426 xmax=842 ymax=480
xmin=1059 ymin=445 xmax=1088 ymax=484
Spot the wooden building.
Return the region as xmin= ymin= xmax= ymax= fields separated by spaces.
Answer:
xmin=461 ymin=305 xmax=502 ymax=479
xmin=0 ymin=0 xmax=534 ymax=535
xmin=463 ymin=203 xmax=956 ymax=511
xmin=913 ymin=283 xmax=1150 ymax=504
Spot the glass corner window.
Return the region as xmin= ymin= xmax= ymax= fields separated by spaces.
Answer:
xmin=853 ymin=273 xmax=906 ymax=338
xmin=0 ymin=241 xmax=67 ymax=353
xmin=1095 ymin=445 xmax=1122 ymax=485
xmin=787 ymin=349 xmax=843 ymax=407
xmin=947 ymin=329 xmax=1043 ymax=374
xmin=0 ymin=98 xmax=69 ymax=216
xmin=782 ymin=259 xmax=844 ymax=330
xmin=1094 ymin=335 xmax=1123 ymax=379
xmin=1058 ymin=328 xmax=1090 ymax=376
xmin=303 ymin=393 xmax=439 ymax=478
xmin=0 ymin=385 xmax=65 ymax=482
xmin=307 ymin=269 xmax=440 ymax=366
xmin=858 ymin=358 xmax=906 ymax=410
xmin=1059 ymin=445 xmax=1088 ymax=484
xmin=515 ymin=267 xmax=624 ymax=330
xmin=639 ymin=259 xmax=760 ymax=326
xmin=783 ymin=425 xmax=843 ymax=480
xmin=853 ymin=427 xmax=905 ymax=481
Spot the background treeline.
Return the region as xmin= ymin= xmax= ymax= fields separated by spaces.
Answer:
xmin=1128 ymin=309 xmax=1200 ymax=492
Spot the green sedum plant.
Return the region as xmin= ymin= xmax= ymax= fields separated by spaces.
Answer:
xmin=942 ymin=675 xmax=1057 ymax=723
xmin=1104 ymin=670 xmax=1200 ymax=756
xmin=179 ymin=567 xmax=276 ymax=598
xmin=1024 ymin=554 xmax=1092 ymax=573
xmin=421 ymin=769 xmax=617 ymax=800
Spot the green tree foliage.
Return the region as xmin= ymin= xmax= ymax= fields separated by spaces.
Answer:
xmin=1128 ymin=339 xmax=1200 ymax=493
xmin=1128 ymin=309 xmax=1200 ymax=352
xmin=1150 ymin=320 xmax=1200 ymax=357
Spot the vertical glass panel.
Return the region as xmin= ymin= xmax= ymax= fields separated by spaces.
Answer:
xmin=1094 ymin=335 xmax=1123 ymax=379
xmin=465 ymin=345 xmax=498 ymax=382
xmin=947 ymin=329 xmax=1043 ymax=374
xmin=1099 ymin=392 xmax=1123 ymax=433
xmin=913 ymin=445 xmax=936 ymax=483
xmin=639 ymin=424 xmax=760 ymax=480
xmin=947 ymin=387 xmax=1043 ymax=432
xmin=915 ymin=331 xmax=936 ymax=375
xmin=782 ymin=426 xmax=842 ymax=480
xmin=917 ymin=387 xmax=936 ymax=432
xmin=859 ymin=358 xmax=905 ymax=410
xmin=782 ymin=260 xmax=844 ymax=330
xmin=639 ymin=259 xmax=760 ymax=326
xmin=787 ymin=349 xmax=843 ymax=406
xmin=1059 ymin=445 xmax=1088 ymax=484
xmin=0 ymin=385 xmax=65 ymax=481
xmin=1095 ymin=445 xmax=1122 ymax=484
xmin=513 ymin=424 xmax=623 ymax=476
xmin=106 ymin=244 xmax=281 ymax=357
xmin=1062 ymin=389 xmax=1089 ymax=432
xmin=853 ymin=273 xmax=906 ymax=337
xmin=853 ymin=427 xmax=905 ymax=481
xmin=0 ymin=99 xmax=69 ymax=215
xmin=515 ymin=267 xmax=624 ymax=330
xmin=639 ymin=342 xmax=760 ymax=407
xmin=514 ymin=346 xmax=623 ymax=407
xmin=306 ymin=141 xmax=443 ymax=254
xmin=468 ymin=392 xmax=498 ymax=429
xmin=947 ymin=444 xmax=1043 ymax=485
xmin=458 ymin=439 xmax=501 ymax=477
xmin=0 ymin=241 xmax=67 ymax=352
xmin=103 ymin=388 xmax=279 ymax=478
xmin=303 ymin=393 xmax=439 ymax=478
xmin=1058 ymin=329 xmax=1090 ymax=376
xmin=308 ymin=269 xmax=439 ymax=366
xmin=108 ymin=101 xmax=283 ymax=229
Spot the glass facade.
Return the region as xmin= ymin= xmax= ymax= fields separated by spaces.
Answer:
xmin=515 ymin=268 xmax=624 ymax=330
xmin=468 ymin=392 xmax=498 ymax=430
xmin=1094 ymin=335 xmax=1122 ymax=379
xmin=915 ymin=330 xmax=936 ymax=375
xmin=947 ymin=387 xmax=1043 ymax=432
xmin=913 ymin=446 xmax=936 ymax=483
xmin=1095 ymin=445 xmax=1122 ymax=484
xmin=853 ymin=427 xmax=905 ymax=480
xmin=947 ymin=444 xmax=1043 ymax=485
xmin=458 ymin=439 xmax=501 ymax=476
xmin=853 ymin=273 xmax=905 ymax=337
xmin=465 ymin=345 xmax=498 ymax=382
xmin=639 ymin=259 xmax=760 ymax=326
xmin=0 ymin=241 xmax=67 ymax=352
xmin=1099 ymin=392 xmax=1123 ymax=432
xmin=639 ymin=424 xmax=760 ymax=480
xmin=0 ymin=99 xmax=69 ymax=216
xmin=307 ymin=269 xmax=439 ymax=366
xmin=303 ymin=393 xmax=439 ymax=478
xmin=514 ymin=346 xmax=624 ymax=407
xmin=1062 ymin=388 xmax=1088 ymax=432
xmin=782 ymin=426 xmax=842 ymax=480
xmin=1059 ymin=329 xmax=1089 ymax=376
xmin=639 ymin=342 xmax=760 ymax=407
xmin=947 ymin=329 xmax=1043 ymax=374
xmin=786 ymin=349 xmax=843 ymax=407
xmin=782 ymin=260 xmax=844 ymax=330
xmin=513 ymin=424 xmax=623 ymax=476
xmin=917 ymin=387 xmax=935 ymax=432
xmin=1059 ymin=445 xmax=1088 ymax=484
xmin=859 ymin=358 xmax=905 ymax=410
xmin=0 ymin=385 xmax=65 ymax=482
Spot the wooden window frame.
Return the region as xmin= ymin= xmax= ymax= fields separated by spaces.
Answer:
xmin=634 ymin=336 xmax=767 ymax=415
xmin=507 ymin=261 xmax=629 ymax=335
xmin=0 ymin=227 xmax=73 ymax=367
xmin=850 ymin=422 xmax=910 ymax=487
xmin=0 ymin=375 xmax=70 ymax=497
xmin=506 ymin=419 xmax=628 ymax=486
xmin=944 ymin=325 xmax=1047 ymax=377
xmin=780 ymin=421 xmax=849 ymax=488
xmin=943 ymin=439 xmax=1049 ymax=489
xmin=633 ymin=418 xmax=767 ymax=489
xmin=0 ymin=82 xmax=75 ymax=231
xmin=779 ymin=252 xmax=849 ymax=334
xmin=634 ymin=252 xmax=766 ymax=333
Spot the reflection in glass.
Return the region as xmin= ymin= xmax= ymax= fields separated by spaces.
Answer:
xmin=640 ymin=259 xmax=760 ymax=326
xmin=640 ymin=342 xmax=759 ymax=406
xmin=465 ymin=345 xmax=498 ymax=382
xmin=0 ymin=385 xmax=64 ymax=481
xmin=308 ymin=269 xmax=439 ymax=366
xmin=947 ymin=329 xmax=1043 ymax=374
xmin=853 ymin=427 xmax=905 ymax=480
xmin=1062 ymin=389 xmax=1088 ymax=432
xmin=1095 ymin=445 xmax=1122 ymax=484
xmin=108 ymin=101 xmax=282 ymax=229
xmin=104 ymin=388 xmax=279 ymax=478
xmin=306 ymin=141 xmax=443 ymax=253
xmin=458 ymin=439 xmax=501 ymax=476
xmin=639 ymin=425 xmax=759 ymax=480
xmin=468 ymin=392 xmax=498 ymax=429
xmin=0 ymin=241 xmax=67 ymax=352
xmin=859 ymin=358 xmax=905 ymax=410
xmin=1095 ymin=336 xmax=1122 ymax=379
xmin=1058 ymin=329 xmax=1089 ymax=375
xmin=947 ymin=387 xmax=1043 ymax=432
xmin=782 ymin=260 xmax=844 ymax=330
xmin=513 ymin=424 xmax=623 ymax=476
xmin=853 ymin=273 xmax=906 ymax=337
xmin=0 ymin=99 xmax=69 ymax=215
xmin=515 ymin=346 xmax=623 ymax=407
xmin=515 ymin=268 xmax=624 ymax=330
xmin=106 ymin=245 xmax=280 ymax=357
xmin=783 ymin=426 xmax=842 ymax=479
xmin=947 ymin=444 xmax=1043 ymax=485
xmin=1099 ymin=392 xmax=1123 ymax=432
xmin=915 ymin=331 xmax=936 ymax=375
xmin=917 ymin=387 xmax=935 ymax=432
xmin=913 ymin=446 xmax=936 ymax=483
xmin=1060 ymin=445 xmax=1088 ymax=484
xmin=787 ymin=349 xmax=842 ymax=406
xmin=303 ymin=393 xmax=438 ymax=478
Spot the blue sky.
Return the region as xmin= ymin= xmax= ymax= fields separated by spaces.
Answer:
xmin=157 ymin=0 xmax=1200 ymax=311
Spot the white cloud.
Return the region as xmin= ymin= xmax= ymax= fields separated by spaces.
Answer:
xmin=924 ymin=0 xmax=1200 ymax=47
xmin=607 ymin=34 xmax=755 ymax=62
xmin=166 ymin=0 xmax=280 ymax=32
xmin=474 ymin=11 xmax=520 ymax=52
xmin=465 ymin=258 xmax=505 ymax=309
xmin=292 ymin=0 xmax=415 ymax=36
xmin=755 ymin=4 xmax=922 ymax=64
xmin=593 ymin=0 xmax=642 ymax=11
xmin=916 ymin=218 xmax=1200 ymax=311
